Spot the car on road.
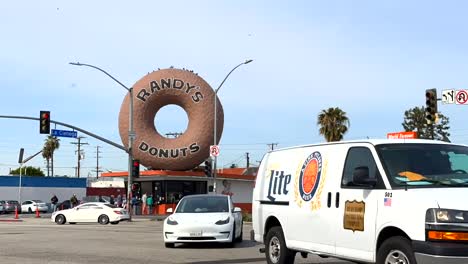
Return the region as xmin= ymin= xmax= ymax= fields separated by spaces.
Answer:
xmin=163 ymin=194 xmax=243 ymax=248
xmin=56 ymin=200 xmax=73 ymax=211
xmin=1 ymin=200 xmax=21 ymax=213
xmin=0 ymin=201 xmax=4 ymax=214
xmin=21 ymin=200 xmax=49 ymax=213
xmin=51 ymin=202 xmax=129 ymax=225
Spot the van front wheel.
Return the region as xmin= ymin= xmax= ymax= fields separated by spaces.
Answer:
xmin=265 ymin=226 xmax=295 ymax=264
xmin=376 ymin=236 xmax=416 ymax=264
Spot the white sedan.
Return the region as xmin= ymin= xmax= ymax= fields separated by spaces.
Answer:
xmin=163 ymin=194 xmax=243 ymax=248
xmin=21 ymin=200 xmax=48 ymax=213
xmin=51 ymin=202 xmax=129 ymax=225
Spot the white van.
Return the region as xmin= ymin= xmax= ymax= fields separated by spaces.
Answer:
xmin=252 ymin=139 xmax=468 ymax=264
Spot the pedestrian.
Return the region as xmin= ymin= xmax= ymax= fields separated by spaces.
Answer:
xmin=131 ymin=195 xmax=138 ymax=215
xmin=146 ymin=194 xmax=154 ymax=215
xmin=50 ymin=194 xmax=58 ymax=212
xmin=117 ymin=194 xmax=122 ymax=207
xmin=141 ymin=192 xmax=147 ymax=215
xmin=109 ymin=195 xmax=115 ymax=205
xmin=70 ymin=194 xmax=78 ymax=208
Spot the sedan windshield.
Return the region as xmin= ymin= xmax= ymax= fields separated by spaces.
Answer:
xmin=176 ymin=196 xmax=229 ymax=213
xmin=376 ymin=143 xmax=468 ymax=188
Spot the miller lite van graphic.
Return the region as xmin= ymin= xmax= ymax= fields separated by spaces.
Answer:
xmin=252 ymin=139 xmax=468 ymax=264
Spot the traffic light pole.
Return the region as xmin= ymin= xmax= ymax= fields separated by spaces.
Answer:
xmin=69 ymin=62 xmax=135 ymax=220
xmin=127 ymin=87 xmax=134 ymax=220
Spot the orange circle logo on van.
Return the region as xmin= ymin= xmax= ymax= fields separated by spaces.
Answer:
xmin=302 ymin=159 xmax=318 ymax=194
xmin=298 ymin=152 xmax=322 ymax=201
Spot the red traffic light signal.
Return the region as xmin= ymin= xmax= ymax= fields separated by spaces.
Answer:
xmin=132 ymin=159 xmax=140 ymax=178
xmin=39 ymin=111 xmax=51 ymax=134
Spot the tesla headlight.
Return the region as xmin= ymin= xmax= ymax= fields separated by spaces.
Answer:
xmin=166 ymin=217 xmax=178 ymax=225
xmin=426 ymin=208 xmax=467 ymax=223
xmin=215 ymin=217 xmax=230 ymax=225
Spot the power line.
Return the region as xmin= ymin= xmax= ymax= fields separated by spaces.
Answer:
xmin=93 ymin=146 xmax=103 ymax=178
xmin=70 ymin=136 xmax=88 ymax=178
xmin=267 ymin=143 xmax=278 ymax=151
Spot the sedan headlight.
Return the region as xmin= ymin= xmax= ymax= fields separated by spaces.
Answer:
xmin=426 ymin=208 xmax=468 ymax=223
xmin=166 ymin=217 xmax=178 ymax=225
xmin=215 ymin=217 xmax=230 ymax=225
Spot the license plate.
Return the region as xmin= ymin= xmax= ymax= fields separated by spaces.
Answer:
xmin=189 ymin=232 xmax=202 ymax=236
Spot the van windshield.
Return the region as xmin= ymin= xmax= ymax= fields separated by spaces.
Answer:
xmin=376 ymin=143 xmax=468 ymax=188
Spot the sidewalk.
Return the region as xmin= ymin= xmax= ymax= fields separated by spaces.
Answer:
xmin=131 ymin=214 xmax=168 ymax=221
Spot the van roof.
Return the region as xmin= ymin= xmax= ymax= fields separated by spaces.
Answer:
xmin=272 ymin=139 xmax=464 ymax=153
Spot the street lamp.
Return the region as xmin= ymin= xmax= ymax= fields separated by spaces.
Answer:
xmin=213 ymin=59 xmax=253 ymax=193
xmin=69 ymin=62 xmax=135 ymax=219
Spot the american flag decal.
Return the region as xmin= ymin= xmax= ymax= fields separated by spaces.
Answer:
xmin=384 ymin=198 xmax=392 ymax=207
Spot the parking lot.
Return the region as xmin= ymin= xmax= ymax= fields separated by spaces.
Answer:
xmin=0 ymin=216 xmax=352 ymax=264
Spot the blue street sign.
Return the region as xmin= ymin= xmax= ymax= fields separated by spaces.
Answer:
xmin=51 ymin=129 xmax=78 ymax=138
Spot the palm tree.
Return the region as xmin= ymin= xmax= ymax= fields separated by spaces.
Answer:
xmin=317 ymin=107 xmax=350 ymax=142
xmin=43 ymin=136 xmax=60 ymax=176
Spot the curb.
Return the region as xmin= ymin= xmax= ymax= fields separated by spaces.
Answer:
xmin=0 ymin=219 xmax=24 ymax=222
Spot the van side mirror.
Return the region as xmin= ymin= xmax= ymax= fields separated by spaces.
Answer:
xmin=352 ymin=166 xmax=377 ymax=187
xmin=166 ymin=208 xmax=173 ymax=214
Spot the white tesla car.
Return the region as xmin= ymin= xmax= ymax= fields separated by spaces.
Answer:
xmin=163 ymin=194 xmax=243 ymax=248
xmin=21 ymin=200 xmax=49 ymax=213
xmin=51 ymin=202 xmax=129 ymax=225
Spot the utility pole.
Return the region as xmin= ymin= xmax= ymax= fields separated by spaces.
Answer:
xmin=246 ymin=152 xmax=250 ymax=168
xmin=93 ymin=146 xmax=102 ymax=178
xmin=71 ymin=136 xmax=88 ymax=178
xmin=267 ymin=143 xmax=278 ymax=151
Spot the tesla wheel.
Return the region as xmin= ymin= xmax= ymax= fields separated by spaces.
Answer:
xmin=98 ymin=214 xmax=110 ymax=225
xmin=265 ymin=226 xmax=295 ymax=264
xmin=235 ymin=222 xmax=243 ymax=242
xmin=55 ymin=214 xmax=66 ymax=225
xmin=165 ymin=243 xmax=175 ymax=248
xmin=376 ymin=236 xmax=416 ymax=264
xmin=28 ymin=207 xmax=32 ymax=213
xmin=110 ymin=221 xmax=119 ymax=225
xmin=228 ymin=225 xmax=236 ymax=247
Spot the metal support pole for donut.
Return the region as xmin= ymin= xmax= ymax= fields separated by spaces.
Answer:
xmin=69 ymin=62 xmax=135 ymax=220
xmin=213 ymin=59 xmax=253 ymax=193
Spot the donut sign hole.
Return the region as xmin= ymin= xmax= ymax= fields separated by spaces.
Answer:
xmin=154 ymin=105 xmax=189 ymax=138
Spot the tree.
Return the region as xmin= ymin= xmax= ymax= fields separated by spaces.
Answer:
xmin=42 ymin=136 xmax=60 ymax=176
xmin=9 ymin=166 xmax=45 ymax=176
xmin=317 ymin=107 xmax=350 ymax=142
xmin=402 ymin=106 xmax=450 ymax=141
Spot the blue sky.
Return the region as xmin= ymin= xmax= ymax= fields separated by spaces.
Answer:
xmin=1 ymin=1 xmax=468 ymax=177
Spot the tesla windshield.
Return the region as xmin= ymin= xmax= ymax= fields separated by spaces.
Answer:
xmin=376 ymin=143 xmax=468 ymax=188
xmin=176 ymin=196 xmax=229 ymax=213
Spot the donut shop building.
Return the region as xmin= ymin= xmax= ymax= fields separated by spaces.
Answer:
xmin=100 ymin=168 xmax=257 ymax=214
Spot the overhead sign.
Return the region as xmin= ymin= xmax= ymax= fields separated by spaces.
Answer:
xmin=210 ymin=145 xmax=220 ymax=157
xmin=51 ymin=129 xmax=78 ymax=138
xmin=387 ymin=131 xmax=417 ymax=139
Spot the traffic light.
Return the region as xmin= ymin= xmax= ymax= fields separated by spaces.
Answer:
xmin=39 ymin=111 xmax=50 ymax=134
xmin=204 ymin=159 xmax=212 ymax=177
xmin=132 ymin=159 xmax=140 ymax=178
xmin=425 ymin=88 xmax=438 ymax=122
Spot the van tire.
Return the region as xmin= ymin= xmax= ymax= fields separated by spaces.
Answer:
xmin=265 ymin=226 xmax=295 ymax=264
xmin=376 ymin=236 xmax=416 ymax=264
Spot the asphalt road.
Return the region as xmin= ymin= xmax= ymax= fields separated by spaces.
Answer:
xmin=0 ymin=217 xmax=353 ymax=264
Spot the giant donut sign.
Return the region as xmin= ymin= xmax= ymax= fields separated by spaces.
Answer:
xmin=118 ymin=69 xmax=224 ymax=171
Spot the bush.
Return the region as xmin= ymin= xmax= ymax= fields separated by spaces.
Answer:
xmin=242 ymin=212 xmax=252 ymax=222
